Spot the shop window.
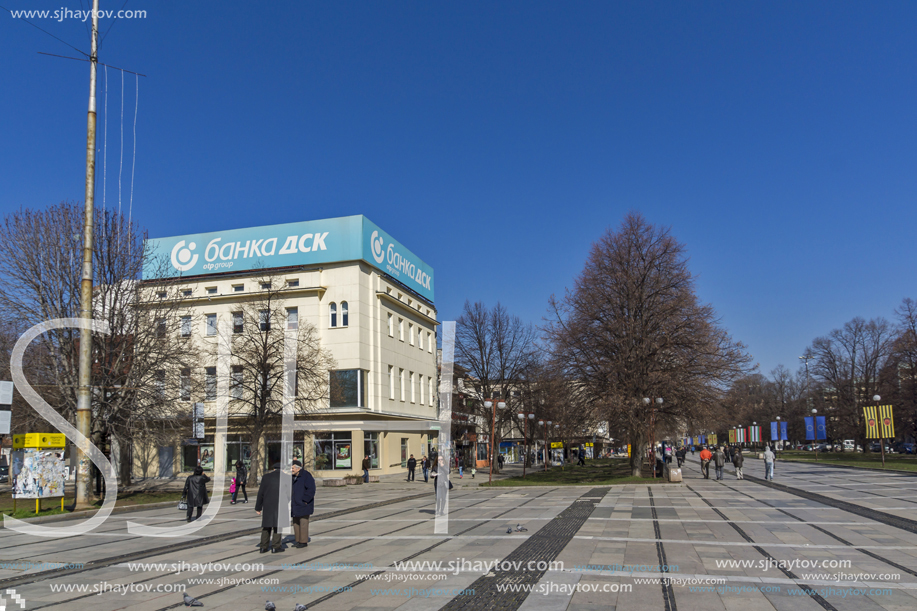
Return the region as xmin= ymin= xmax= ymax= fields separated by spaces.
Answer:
xmin=313 ymin=432 xmax=352 ymax=470
xmin=225 ymin=436 xmax=251 ymax=470
xmin=330 ymin=369 xmax=365 ymax=408
xmin=364 ymin=432 xmax=380 ymax=469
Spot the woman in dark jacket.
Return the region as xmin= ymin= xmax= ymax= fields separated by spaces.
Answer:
xmin=183 ymin=466 xmax=210 ymax=522
xmin=291 ymin=460 xmax=315 ymax=548
xmin=231 ymin=460 xmax=248 ymax=504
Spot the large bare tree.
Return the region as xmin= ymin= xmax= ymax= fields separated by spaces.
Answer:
xmin=546 ymin=212 xmax=753 ymax=476
xmin=221 ymin=273 xmax=335 ymax=484
xmin=455 ymin=301 xmax=538 ymax=473
xmin=0 ymin=202 xmax=198 ymax=484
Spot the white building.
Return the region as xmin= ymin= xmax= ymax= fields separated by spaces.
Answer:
xmin=134 ymin=215 xmax=438 ymax=480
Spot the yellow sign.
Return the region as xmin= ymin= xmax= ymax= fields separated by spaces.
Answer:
xmin=585 ymin=442 xmax=594 ymax=447
xmin=627 ymin=444 xmax=631 ymax=457
xmin=550 ymin=441 xmax=564 ymax=449
xmin=12 ymin=433 xmax=66 ymax=449
xmin=728 ymin=430 xmax=736 ymax=444
xmin=865 ymin=405 xmax=894 ymax=438
xmin=708 ymin=434 xmax=717 ymax=446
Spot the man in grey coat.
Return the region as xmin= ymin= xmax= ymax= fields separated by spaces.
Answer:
xmin=764 ymin=446 xmax=776 ymax=480
xmin=713 ymin=447 xmax=726 ymax=480
xmin=255 ymin=463 xmax=282 ymax=553
xmin=733 ymin=448 xmax=744 ymax=480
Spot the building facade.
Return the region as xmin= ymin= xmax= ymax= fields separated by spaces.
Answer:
xmin=133 ymin=215 xmax=439 ymax=480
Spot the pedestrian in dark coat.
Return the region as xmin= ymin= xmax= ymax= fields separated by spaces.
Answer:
xmin=733 ymin=449 xmax=744 ymax=480
xmin=291 ymin=460 xmax=315 ymax=548
xmin=714 ymin=447 xmax=726 ymax=480
xmin=407 ymin=455 xmax=417 ymax=481
xmin=578 ymin=448 xmax=586 ymax=466
xmin=255 ymin=463 xmax=282 ymax=553
xmin=431 ymin=455 xmax=452 ymax=515
xmin=362 ymin=455 xmax=371 ymax=483
xmin=183 ymin=466 xmax=210 ymax=522
xmin=421 ymin=455 xmax=429 ymax=482
xmin=231 ymin=460 xmax=248 ymax=504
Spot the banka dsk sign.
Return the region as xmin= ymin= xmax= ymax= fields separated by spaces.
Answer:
xmin=144 ymin=215 xmax=434 ymax=301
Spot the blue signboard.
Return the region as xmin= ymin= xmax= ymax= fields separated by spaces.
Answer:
xmin=143 ymin=215 xmax=434 ymax=302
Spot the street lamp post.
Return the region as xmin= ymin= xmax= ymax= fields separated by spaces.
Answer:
xmin=752 ymin=422 xmax=757 ymax=450
xmin=517 ymin=412 xmax=535 ymax=477
xmin=873 ymin=395 xmax=885 ymax=468
xmin=484 ymin=400 xmax=506 ymax=484
xmin=776 ymin=416 xmax=782 ymax=458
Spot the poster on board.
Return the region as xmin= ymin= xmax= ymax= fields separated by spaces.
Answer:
xmin=11 ymin=448 xmax=67 ymax=499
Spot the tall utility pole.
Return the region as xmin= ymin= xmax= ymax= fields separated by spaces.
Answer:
xmin=76 ymin=0 xmax=101 ymax=509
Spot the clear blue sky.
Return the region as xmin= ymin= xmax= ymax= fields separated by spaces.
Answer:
xmin=3 ymin=1 xmax=916 ymax=376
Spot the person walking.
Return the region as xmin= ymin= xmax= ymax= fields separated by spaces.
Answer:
xmin=675 ymin=447 xmax=686 ymax=467
xmin=421 ymin=455 xmax=429 ymax=482
xmin=231 ymin=460 xmax=248 ymax=504
xmin=431 ymin=455 xmax=452 ymax=516
xmin=699 ymin=446 xmax=712 ymax=479
xmin=733 ymin=448 xmax=744 ymax=480
xmin=183 ymin=466 xmax=210 ymax=522
xmin=255 ymin=463 xmax=283 ymax=553
xmin=578 ymin=447 xmax=586 ymax=467
xmin=764 ymin=446 xmax=776 ymax=480
xmin=407 ymin=454 xmax=417 ymax=482
xmin=714 ymin=446 xmax=726 ymax=480
xmin=291 ymin=460 xmax=315 ymax=548
xmin=362 ymin=454 xmax=371 ymax=483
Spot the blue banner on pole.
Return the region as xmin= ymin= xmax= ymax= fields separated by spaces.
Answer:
xmin=816 ymin=416 xmax=827 ymax=440
xmin=780 ymin=421 xmax=788 ymax=441
xmin=805 ymin=417 xmax=815 ymax=441
xmin=699 ymin=435 xmax=706 ymax=444
xmin=770 ymin=422 xmax=779 ymax=441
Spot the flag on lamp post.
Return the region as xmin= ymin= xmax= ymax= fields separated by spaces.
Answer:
xmin=816 ymin=416 xmax=827 ymax=440
xmin=780 ymin=421 xmax=788 ymax=441
xmin=729 ymin=429 xmax=736 ymax=443
xmin=805 ymin=417 xmax=815 ymax=441
xmin=750 ymin=426 xmax=761 ymax=443
xmin=770 ymin=422 xmax=778 ymax=441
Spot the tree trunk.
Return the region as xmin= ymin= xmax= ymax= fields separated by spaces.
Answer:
xmin=249 ymin=426 xmax=264 ymax=485
xmin=629 ymin=429 xmax=646 ymax=477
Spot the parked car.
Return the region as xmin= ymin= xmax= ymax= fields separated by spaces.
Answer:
xmin=893 ymin=442 xmax=916 ymax=455
xmin=0 ymin=465 xmax=8 ymax=483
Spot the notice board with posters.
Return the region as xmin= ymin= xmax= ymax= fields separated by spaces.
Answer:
xmin=11 ymin=448 xmax=67 ymax=499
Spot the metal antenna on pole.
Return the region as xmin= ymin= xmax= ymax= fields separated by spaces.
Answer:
xmin=76 ymin=0 xmax=101 ymax=510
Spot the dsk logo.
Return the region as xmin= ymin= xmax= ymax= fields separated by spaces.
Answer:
xmin=0 ymin=588 xmax=26 ymax=611
xmin=370 ymin=231 xmax=384 ymax=264
xmin=170 ymin=240 xmax=199 ymax=272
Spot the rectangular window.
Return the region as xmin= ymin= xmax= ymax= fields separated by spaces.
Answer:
xmin=364 ymin=432 xmax=379 ymax=469
xmin=157 ymin=291 xmax=167 ymax=299
xmin=399 ymin=318 xmax=404 ymax=341
xmin=156 ymin=318 xmax=166 ymax=338
xmin=429 ymin=377 xmax=435 ymax=405
xmin=182 ymin=289 xmax=192 ymax=297
xmin=401 ymin=438 xmax=408 ymax=468
xmin=233 ymin=284 xmax=244 ymax=293
xmin=206 ymin=314 xmax=217 ymax=336
xmin=478 ymin=442 xmax=489 ymax=461
xmin=330 ymin=370 xmax=366 ymax=408
xmin=287 ymin=279 xmax=299 ymax=288
xmin=427 ymin=331 xmax=433 ymax=353
xmin=287 ymin=308 xmax=298 ymax=330
xmin=261 ymin=282 xmax=271 ymax=290
xmin=409 ymin=323 xmax=414 ymax=346
xmin=313 ymin=432 xmax=352 ymax=471
xmin=154 ymin=370 xmax=165 ymax=399
xmin=180 ymin=316 xmax=192 ymax=338
xmin=410 ymin=371 xmax=415 ymax=404
xmin=206 ymin=287 xmax=217 ymax=295
xmin=400 ymin=369 xmax=405 ymax=402
xmin=259 ymin=309 xmax=270 ymax=331
xmin=233 ymin=312 xmax=243 ymax=334
xmin=180 ymin=368 xmax=191 ymax=402
xmin=388 ymin=365 xmax=394 ymax=400
xmin=419 ymin=374 xmax=424 ymax=405
xmin=231 ymin=365 xmax=243 ymax=400
xmin=205 ymin=367 xmax=217 ymax=401
xmin=387 ymin=313 xmax=393 ymax=337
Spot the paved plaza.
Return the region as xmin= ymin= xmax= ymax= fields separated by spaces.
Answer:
xmin=2 ymin=457 xmax=917 ymax=610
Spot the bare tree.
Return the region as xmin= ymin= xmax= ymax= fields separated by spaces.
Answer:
xmin=882 ymin=298 xmax=917 ymax=442
xmin=455 ymin=301 xmax=539 ymax=473
xmin=222 ymin=273 xmax=335 ymax=484
xmin=546 ymin=212 xmax=753 ymax=476
xmin=0 ymin=202 xmax=200 ymax=484
xmin=807 ymin=316 xmax=895 ymax=450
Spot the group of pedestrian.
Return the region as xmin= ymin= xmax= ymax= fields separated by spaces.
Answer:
xmin=697 ymin=444 xmax=776 ymax=481
xmin=255 ymin=460 xmax=316 ymax=553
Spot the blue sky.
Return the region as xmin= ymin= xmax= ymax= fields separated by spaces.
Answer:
xmin=2 ymin=1 xmax=916 ymax=376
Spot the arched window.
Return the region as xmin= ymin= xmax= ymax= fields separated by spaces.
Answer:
xmin=341 ymin=301 xmax=349 ymax=327
xmin=330 ymin=302 xmax=337 ymax=328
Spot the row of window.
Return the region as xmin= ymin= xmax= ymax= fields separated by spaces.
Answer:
xmin=387 ymin=366 xmax=435 ymax=406
xmin=170 ymin=303 xmax=352 ymax=339
xmin=163 ymin=279 xmax=302 ymax=299
xmin=386 ymin=313 xmax=433 ymax=352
